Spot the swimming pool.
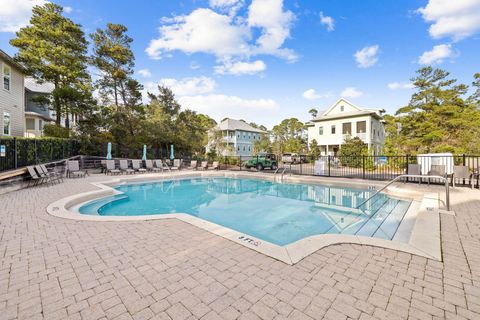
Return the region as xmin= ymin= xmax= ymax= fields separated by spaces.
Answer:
xmin=79 ymin=177 xmax=412 ymax=246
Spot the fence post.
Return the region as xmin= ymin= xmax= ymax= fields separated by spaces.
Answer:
xmin=362 ymin=155 xmax=366 ymax=180
xmin=34 ymin=139 xmax=38 ymax=164
xmin=14 ymin=137 xmax=17 ymax=169
xmin=463 ymin=154 xmax=466 ymax=166
xmin=327 ymin=155 xmax=331 ymax=177
xmin=239 ymin=156 xmax=242 ymax=171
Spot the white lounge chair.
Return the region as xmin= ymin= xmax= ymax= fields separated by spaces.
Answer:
xmin=171 ymin=159 xmax=182 ymax=170
xmin=188 ymin=160 xmax=198 ymax=170
xmin=119 ymin=159 xmax=134 ymax=174
xmin=208 ymin=161 xmax=219 ymax=170
xmin=67 ymin=160 xmax=86 ymax=178
xmin=199 ymin=161 xmax=208 ymax=170
xmin=154 ymin=159 xmax=169 ymax=172
xmin=106 ymin=160 xmax=121 ymax=175
xmin=132 ymin=159 xmax=147 ymax=173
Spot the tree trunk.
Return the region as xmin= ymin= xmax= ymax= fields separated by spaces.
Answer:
xmin=114 ymin=79 xmax=119 ymax=108
xmin=54 ymin=79 xmax=61 ymax=125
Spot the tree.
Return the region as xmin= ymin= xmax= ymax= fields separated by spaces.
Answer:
xmin=90 ymin=23 xmax=134 ymax=107
xmin=387 ymin=67 xmax=480 ymax=154
xmin=10 ymin=3 xmax=92 ymax=127
xmin=337 ymin=137 xmax=367 ymax=167
xmin=308 ymin=108 xmax=318 ymax=118
xmin=308 ymin=139 xmax=321 ymax=161
xmin=271 ymin=118 xmax=307 ymax=154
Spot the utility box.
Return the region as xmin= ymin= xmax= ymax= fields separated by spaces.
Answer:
xmin=417 ymin=153 xmax=454 ymax=175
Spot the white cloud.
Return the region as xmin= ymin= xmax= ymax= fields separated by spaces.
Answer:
xmin=178 ymin=94 xmax=278 ymax=122
xmin=63 ymin=6 xmax=73 ymax=14
xmin=0 ymin=0 xmax=46 ymax=32
xmin=354 ymin=45 xmax=380 ymax=68
xmin=146 ymin=76 xmax=217 ymax=97
xmin=319 ymin=12 xmax=335 ymax=31
xmin=303 ymin=89 xmax=320 ymax=100
xmin=418 ymin=44 xmax=455 ymax=64
xmin=387 ymin=82 xmax=415 ymax=90
xmin=418 ymin=0 xmax=480 ymax=41
xmin=146 ymin=0 xmax=296 ymax=68
xmin=215 ymin=60 xmax=266 ymax=75
xmin=341 ymin=87 xmax=363 ymax=98
xmin=209 ymin=0 xmax=244 ymax=15
xmin=137 ymin=69 xmax=152 ymax=78
xmin=247 ymin=0 xmax=296 ymax=61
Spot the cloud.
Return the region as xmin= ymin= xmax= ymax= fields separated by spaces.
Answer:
xmin=146 ymin=0 xmax=296 ymax=69
xmin=215 ymin=60 xmax=266 ymax=75
xmin=63 ymin=6 xmax=73 ymax=14
xmin=146 ymin=76 xmax=217 ymax=97
xmin=303 ymin=89 xmax=320 ymax=100
xmin=137 ymin=69 xmax=152 ymax=78
xmin=319 ymin=12 xmax=335 ymax=31
xmin=418 ymin=44 xmax=455 ymax=64
xmin=247 ymin=0 xmax=296 ymax=61
xmin=0 ymin=0 xmax=46 ymax=32
xmin=354 ymin=45 xmax=380 ymax=68
xmin=417 ymin=0 xmax=480 ymax=41
xmin=178 ymin=94 xmax=278 ymax=122
xmin=341 ymin=87 xmax=363 ymax=98
xmin=209 ymin=0 xmax=244 ymax=15
xmin=387 ymin=82 xmax=415 ymax=90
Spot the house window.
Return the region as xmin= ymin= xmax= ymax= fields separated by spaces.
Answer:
xmin=243 ymin=146 xmax=245 ymax=151
xmin=248 ymin=146 xmax=251 ymax=151
xmin=340 ymin=105 xmax=344 ymax=112
xmin=3 ymin=112 xmax=11 ymax=135
xmin=356 ymin=121 xmax=366 ymax=133
xmin=331 ymin=125 xmax=336 ymax=134
xmin=26 ymin=118 xmax=35 ymax=130
xmin=3 ymin=64 xmax=11 ymax=91
xmin=319 ymin=126 xmax=323 ymax=135
xmin=342 ymin=122 xmax=351 ymax=135
xmin=237 ymin=146 xmax=240 ymax=151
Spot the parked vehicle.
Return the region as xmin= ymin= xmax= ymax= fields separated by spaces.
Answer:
xmin=282 ymin=153 xmax=308 ymax=164
xmin=245 ymin=153 xmax=278 ymax=170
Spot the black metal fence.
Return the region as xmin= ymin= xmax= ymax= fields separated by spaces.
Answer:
xmin=0 ymin=137 xmax=80 ymax=172
xmin=216 ymin=154 xmax=480 ymax=183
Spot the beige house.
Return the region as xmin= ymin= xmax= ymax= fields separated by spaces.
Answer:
xmin=306 ymin=98 xmax=385 ymax=156
xmin=0 ymin=50 xmax=26 ymax=137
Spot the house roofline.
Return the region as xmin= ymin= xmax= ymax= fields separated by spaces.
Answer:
xmin=0 ymin=49 xmax=27 ymax=73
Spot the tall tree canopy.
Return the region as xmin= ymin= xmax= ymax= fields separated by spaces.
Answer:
xmin=271 ymin=118 xmax=307 ymax=154
xmin=385 ymin=67 xmax=480 ymax=154
xmin=10 ymin=3 xmax=92 ymax=128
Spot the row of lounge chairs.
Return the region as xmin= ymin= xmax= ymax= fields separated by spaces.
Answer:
xmin=407 ymin=164 xmax=477 ymax=188
xmin=27 ymin=164 xmax=64 ymax=187
xmin=104 ymin=159 xmax=220 ymax=175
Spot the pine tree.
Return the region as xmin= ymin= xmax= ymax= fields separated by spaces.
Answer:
xmin=10 ymin=3 xmax=91 ymax=127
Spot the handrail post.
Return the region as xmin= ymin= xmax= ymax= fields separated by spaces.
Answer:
xmin=445 ymin=177 xmax=450 ymax=211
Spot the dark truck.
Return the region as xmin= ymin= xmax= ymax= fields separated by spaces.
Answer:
xmin=244 ymin=153 xmax=278 ymax=171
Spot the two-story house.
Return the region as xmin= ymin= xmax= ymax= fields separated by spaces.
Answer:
xmin=306 ymin=98 xmax=385 ymax=156
xmin=207 ymin=118 xmax=267 ymax=156
xmin=0 ymin=49 xmax=26 ymax=137
xmin=24 ymin=77 xmax=55 ymax=137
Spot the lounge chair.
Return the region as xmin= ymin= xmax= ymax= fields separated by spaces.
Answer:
xmin=406 ymin=164 xmax=422 ymax=184
xmin=171 ymin=159 xmax=182 ymax=170
xmin=67 ymin=160 xmax=86 ymax=178
xmin=132 ymin=159 xmax=147 ymax=173
xmin=154 ymin=159 xmax=169 ymax=172
xmin=188 ymin=160 xmax=198 ymax=170
xmin=452 ymin=165 xmax=474 ymax=188
xmin=427 ymin=165 xmax=451 ymax=185
xmin=27 ymin=166 xmax=45 ymax=186
xmin=106 ymin=160 xmax=121 ymax=175
xmin=39 ymin=164 xmax=63 ymax=183
xmin=199 ymin=161 xmax=208 ymax=170
xmin=208 ymin=161 xmax=219 ymax=170
xmin=119 ymin=159 xmax=134 ymax=175
xmin=145 ymin=159 xmax=157 ymax=172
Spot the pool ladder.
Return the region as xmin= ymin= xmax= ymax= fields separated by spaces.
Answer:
xmin=274 ymin=167 xmax=289 ymax=183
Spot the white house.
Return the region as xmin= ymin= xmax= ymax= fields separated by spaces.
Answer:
xmin=207 ymin=118 xmax=267 ymax=157
xmin=0 ymin=49 xmax=26 ymax=137
xmin=306 ymin=98 xmax=385 ymax=156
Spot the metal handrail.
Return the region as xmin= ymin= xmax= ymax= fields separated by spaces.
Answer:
xmin=356 ymin=174 xmax=450 ymax=211
xmin=280 ymin=167 xmax=289 ymax=181
xmin=273 ymin=167 xmax=288 ymax=182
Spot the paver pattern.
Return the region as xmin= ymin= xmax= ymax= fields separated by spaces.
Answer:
xmin=1 ymin=175 xmax=479 ymax=320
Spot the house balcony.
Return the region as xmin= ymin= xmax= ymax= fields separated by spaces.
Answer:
xmin=343 ymin=132 xmax=367 ymax=142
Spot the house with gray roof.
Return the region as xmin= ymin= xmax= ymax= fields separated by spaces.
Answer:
xmin=24 ymin=77 xmax=56 ymax=137
xmin=207 ymin=118 xmax=267 ymax=156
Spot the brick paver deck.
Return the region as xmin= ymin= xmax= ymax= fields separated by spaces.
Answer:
xmin=1 ymin=175 xmax=479 ymax=320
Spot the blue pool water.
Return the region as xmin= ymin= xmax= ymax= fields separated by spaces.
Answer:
xmin=79 ymin=178 xmax=411 ymax=245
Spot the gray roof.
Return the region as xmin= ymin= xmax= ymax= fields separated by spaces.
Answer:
xmin=215 ymin=118 xmax=266 ymax=133
xmin=0 ymin=49 xmax=27 ymax=72
xmin=25 ymin=77 xmax=55 ymax=93
xmin=311 ymin=110 xmax=382 ymax=122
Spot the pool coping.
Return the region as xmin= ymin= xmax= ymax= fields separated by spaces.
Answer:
xmin=46 ymin=171 xmax=442 ymax=265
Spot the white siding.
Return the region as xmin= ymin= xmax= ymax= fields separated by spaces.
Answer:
xmin=0 ymin=59 xmax=25 ymax=137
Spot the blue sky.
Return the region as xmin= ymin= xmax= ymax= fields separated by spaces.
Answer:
xmin=1 ymin=0 xmax=480 ymax=128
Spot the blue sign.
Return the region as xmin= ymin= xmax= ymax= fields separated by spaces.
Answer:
xmin=378 ymin=156 xmax=387 ymax=164
xmin=0 ymin=145 xmax=5 ymax=157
